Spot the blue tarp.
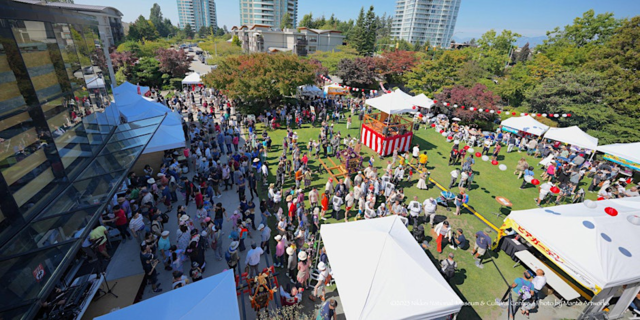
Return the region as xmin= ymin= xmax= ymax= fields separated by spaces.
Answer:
xmin=114 ymin=81 xmax=149 ymax=96
xmin=96 ymin=270 xmax=240 ymax=320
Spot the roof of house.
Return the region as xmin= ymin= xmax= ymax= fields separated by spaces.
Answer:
xmin=15 ymin=0 xmax=123 ymax=17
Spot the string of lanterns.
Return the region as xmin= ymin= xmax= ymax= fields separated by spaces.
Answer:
xmin=320 ymin=75 xmax=572 ymax=118
xmin=417 ymin=101 xmax=572 ymax=118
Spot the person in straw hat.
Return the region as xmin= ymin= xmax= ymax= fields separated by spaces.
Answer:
xmin=286 ymin=246 xmax=297 ymax=283
xmin=226 ymin=241 xmax=240 ymax=275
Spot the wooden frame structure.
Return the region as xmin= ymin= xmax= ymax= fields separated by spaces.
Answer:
xmin=362 ymin=113 xmax=413 ymax=137
xmin=318 ymin=157 xmax=348 ymax=181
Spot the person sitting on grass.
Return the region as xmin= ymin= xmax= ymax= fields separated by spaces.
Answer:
xmin=520 ymin=166 xmax=535 ymax=189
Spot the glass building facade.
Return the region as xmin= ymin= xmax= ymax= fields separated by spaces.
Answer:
xmin=0 ymin=2 xmax=162 ymax=319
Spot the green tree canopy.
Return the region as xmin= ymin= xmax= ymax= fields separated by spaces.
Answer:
xmin=280 ymin=12 xmax=293 ymax=29
xmin=128 ymin=15 xmax=159 ymax=41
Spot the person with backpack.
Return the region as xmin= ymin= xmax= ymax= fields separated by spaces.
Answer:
xmin=454 ymin=191 xmax=468 ymax=216
xmin=501 ymin=271 xmax=535 ymax=318
xmin=441 ymin=253 xmax=457 ymax=281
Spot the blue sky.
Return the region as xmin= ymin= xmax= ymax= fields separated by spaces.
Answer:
xmin=77 ymin=0 xmax=640 ymax=38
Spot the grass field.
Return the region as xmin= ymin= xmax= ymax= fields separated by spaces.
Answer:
xmin=254 ymin=112 xmax=598 ymax=319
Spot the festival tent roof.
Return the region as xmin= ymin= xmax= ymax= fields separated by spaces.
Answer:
xmin=323 ymin=84 xmax=348 ymax=95
xmin=320 ymin=215 xmax=463 ymax=320
xmin=86 ymin=76 xmax=105 ymax=89
xmin=298 ymin=85 xmax=323 ymax=96
xmin=114 ymin=81 xmax=149 ymax=96
xmin=96 ymin=270 xmax=240 ymax=320
xmin=407 ymin=93 xmax=434 ymax=109
xmin=365 ymin=89 xmax=415 ymax=114
xmin=505 ymin=197 xmax=640 ymax=291
xmin=113 ymin=83 xmax=186 ymax=154
xmin=182 ymin=72 xmax=202 ymax=85
xmin=145 ymin=111 xmax=186 ymax=154
xmin=597 ymin=142 xmax=640 ymax=164
xmin=500 ymin=116 xmax=549 ymax=136
xmin=544 ymin=126 xmax=599 ymax=150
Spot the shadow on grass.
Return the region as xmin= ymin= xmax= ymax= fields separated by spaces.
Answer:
xmin=424 ymin=249 xmax=482 ymax=320
xmin=412 ymin=134 xmax=439 ymax=152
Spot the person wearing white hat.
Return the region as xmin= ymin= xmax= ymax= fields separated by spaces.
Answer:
xmin=297 ymin=251 xmax=310 ymax=288
xmin=286 ymin=247 xmax=297 ymax=282
xmin=311 ymin=261 xmax=331 ymax=302
xmin=274 ymin=234 xmax=286 ymax=268
xmin=226 ymin=241 xmax=240 ymax=275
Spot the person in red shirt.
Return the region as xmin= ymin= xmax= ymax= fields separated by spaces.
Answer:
xmin=194 ymin=189 xmax=204 ymax=208
xmin=112 ymin=205 xmax=132 ymax=241
xmin=320 ymin=193 xmax=329 ymax=221
xmin=301 ymin=153 xmax=308 ymax=166
xmin=289 ymin=199 xmax=297 ymax=221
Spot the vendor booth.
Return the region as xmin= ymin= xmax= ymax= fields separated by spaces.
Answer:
xmin=95 ymin=270 xmax=240 ymax=320
xmin=320 ymin=215 xmax=463 ymax=320
xmin=543 ymin=126 xmax=599 ymax=151
xmin=500 ymin=116 xmax=549 ymax=137
xmin=497 ymin=198 xmax=640 ymax=320
xmin=598 ymin=142 xmax=640 ymax=172
xmin=323 ymin=84 xmax=348 ymax=96
xmin=362 ymin=89 xmax=415 ymax=156
xmin=182 ymin=72 xmax=203 ymax=86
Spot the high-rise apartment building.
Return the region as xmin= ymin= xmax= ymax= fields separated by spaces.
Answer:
xmin=239 ymin=0 xmax=298 ymax=29
xmin=177 ymin=0 xmax=217 ymax=30
xmin=391 ymin=0 xmax=461 ymax=48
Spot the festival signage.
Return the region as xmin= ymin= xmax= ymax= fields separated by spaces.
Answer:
xmin=603 ymin=154 xmax=640 ymax=172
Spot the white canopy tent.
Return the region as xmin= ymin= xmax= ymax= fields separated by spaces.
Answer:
xmin=96 ymin=270 xmax=239 ymax=320
xmin=364 ymin=89 xmax=416 ymax=114
xmin=598 ymin=142 xmax=640 ymax=165
xmin=407 ymin=93 xmax=434 ymax=109
xmin=298 ymin=85 xmax=323 ymax=97
xmin=500 ymin=116 xmax=549 ymax=136
xmin=86 ymin=76 xmax=105 ymax=89
xmin=182 ymin=72 xmax=202 ymax=85
xmin=144 ymin=111 xmax=186 ymax=153
xmin=503 ymin=197 xmax=640 ymax=292
xmin=543 ymin=126 xmax=599 ymax=150
xmin=320 ymin=215 xmax=463 ymax=320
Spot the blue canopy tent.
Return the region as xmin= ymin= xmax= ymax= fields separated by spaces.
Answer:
xmin=114 ymin=81 xmax=149 ymax=96
xmin=96 ymin=270 xmax=240 ymax=320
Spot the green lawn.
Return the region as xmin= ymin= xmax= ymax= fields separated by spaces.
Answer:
xmin=254 ymin=112 xmax=597 ymax=319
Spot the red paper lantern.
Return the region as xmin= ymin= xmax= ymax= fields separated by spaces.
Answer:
xmin=475 ymin=152 xmax=482 ymax=157
xmin=491 ymin=160 xmax=498 ymax=165
xmin=461 ymin=106 xmax=465 ymax=109
xmin=497 ymin=110 xmax=501 ymax=114
xmin=597 ymin=197 xmax=605 ymax=201
xmin=531 ymin=179 xmax=540 ymax=186
xmin=418 ymin=114 xmax=424 ymax=118
xmin=447 ymin=136 xmax=453 ymax=140
xmin=524 ymin=113 xmax=528 ymax=116
xmin=439 ymin=130 xmax=445 ymax=134
xmin=431 ymin=123 xmax=436 ymax=128
xmin=567 ymin=113 xmax=571 ymax=117
xmin=434 ymin=100 xmax=438 ymax=103
xmin=604 ymin=207 xmax=618 ymax=217
xmin=463 ymin=145 xmax=470 ymax=150
xmin=413 ymin=106 xmax=416 ymax=110
xmin=446 ymin=103 xmax=450 ymax=106
xmin=537 ymin=113 xmax=541 ymax=117
xmin=550 ymin=186 xmax=560 ymax=194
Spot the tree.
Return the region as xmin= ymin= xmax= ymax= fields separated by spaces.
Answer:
xmin=477 ymin=29 xmax=521 ymax=55
xmin=110 ymin=50 xmax=137 ymax=75
xmin=456 ymin=60 xmax=490 ymax=89
xmin=231 ymin=35 xmax=241 ymax=47
xmin=515 ymin=42 xmax=530 ymax=63
xmin=132 ymin=57 xmax=162 ymax=87
xmin=435 ymin=84 xmax=501 ymax=123
xmin=128 ymin=15 xmax=159 ymax=41
xmin=308 ymin=45 xmax=359 ymax=74
xmin=183 ymin=24 xmax=195 ymax=39
xmin=116 ymin=40 xmax=141 ymax=56
xmin=280 ymin=12 xmax=292 ymax=29
xmin=203 ymin=53 xmax=316 ymax=112
xmin=149 ymin=3 xmax=170 ymax=37
xmin=155 ymin=48 xmax=190 ymax=78
xmin=300 ymin=13 xmax=314 ymax=28
xmin=377 ymin=50 xmax=418 ymax=84
xmin=350 ymin=6 xmax=376 ymax=55
xmin=336 ymin=57 xmax=378 ymax=89
xmin=544 ymin=10 xmax=621 ymax=49
xmin=404 ymin=49 xmax=470 ymax=96
xmin=197 ymin=26 xmax=210 ymax=38
xmin=521 ymin=70 xmax=630 ymax=142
